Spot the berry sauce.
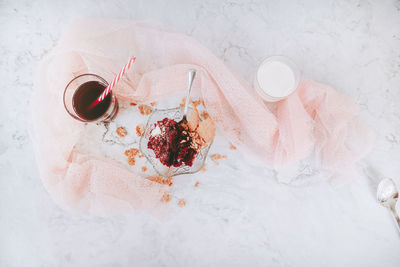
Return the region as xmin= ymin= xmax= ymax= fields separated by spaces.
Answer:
xmin=147 ymin=118 xmax=197 ymax=167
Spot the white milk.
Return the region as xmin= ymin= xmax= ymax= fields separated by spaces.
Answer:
xmin=254 ymin=56 xmax=299 ymax=102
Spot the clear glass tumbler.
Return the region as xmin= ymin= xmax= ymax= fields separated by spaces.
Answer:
xmin=63 ymin=73 xmax=119 ymax=122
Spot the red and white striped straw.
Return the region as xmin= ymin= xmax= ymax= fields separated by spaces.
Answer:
xmin=90 ymin=56 xmax=136 ymax=109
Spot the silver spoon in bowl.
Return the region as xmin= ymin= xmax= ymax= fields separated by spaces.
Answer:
xmin=151 ymin=69 xmax=196 ymax=136
xmin=377 ymin=178 xmax=400 ymax=232
xmin=181 ymin=69 xmax=196 ymax=122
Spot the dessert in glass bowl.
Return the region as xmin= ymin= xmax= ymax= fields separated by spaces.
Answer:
xmin=139 ymin=106 xmax=215 ymax=177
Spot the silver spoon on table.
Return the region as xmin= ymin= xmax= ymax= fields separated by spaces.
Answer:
xmin=377 ymin=178 xmax=400 ymax=232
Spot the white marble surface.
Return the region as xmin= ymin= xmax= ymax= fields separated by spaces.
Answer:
xmin=1 ymin=0 xmax=400 ymax=266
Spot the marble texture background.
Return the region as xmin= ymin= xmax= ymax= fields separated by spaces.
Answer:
xmin=1 ymin=0 xmax=400 ymax=266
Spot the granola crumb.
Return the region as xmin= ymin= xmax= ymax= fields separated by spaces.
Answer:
xmin=211 ymin=154 xmax=227 ymax=165
xmin=150 ymin=102 xmax=157 ymax=107
xmin=200 ymin=164 xmax=206 ymax=173
xmin=180 ymin=97 xmax=203 ymax=108
xmin=127 ymin=157 xmax=136 ymax=166
xmin=141 ymin=166 xmax=147 ymax=172
xmin=194 ymin=181 xmax=200 ymax=187
xmin=124 ymin=148 xmax=140 ymax=166
xmin=197 ymin=117 xmax=216 ymax=143
xmin=229 ymin=142 xmax=237 ymax=150
xmin=116 ymin=127 xmax=127 ymax=138
xmin=192 ymin=99 xmax=202 ymax=107
xmin=138 ymin=104 xmax=152 ymax=115
xmin=130 ymin=102 xmax=137 ymax=106
xmin=149 ymin=175 xmax=173 ymax=186
xmin=233 ymin=127 xmax=243 ymax=142
xmin=200 ymin=111 xmax=210 ymax=119
xmin=161 ymin=192 xmax=171 ymax=203
xmin=124 ymin=148 xmax=140 ymax=157
xmin=180 ymin=97 xmax=187 ymax=107
xmin=188 ymin=106 xmax=199 ymax=131
xmin=136 ymin=124 xmax=145 ymax=137
xmin=178 ymin=199 xmax=186 ymax=207
xmin=138 ymin=154 xmax=144 ymax=158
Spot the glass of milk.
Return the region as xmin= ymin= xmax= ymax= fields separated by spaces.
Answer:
xmin=254 ymin=56 xmax=301 ymax=102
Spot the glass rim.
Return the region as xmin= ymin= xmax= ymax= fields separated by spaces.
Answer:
xmin=63 ymin=73 xmax=114 ymax=122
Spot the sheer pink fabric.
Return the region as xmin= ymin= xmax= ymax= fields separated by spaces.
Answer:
xmin=30 ymin=19 xmax=374 ymax=214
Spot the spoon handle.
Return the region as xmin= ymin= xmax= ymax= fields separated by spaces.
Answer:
xmin=183 ymin=69 xmax=196 ymax=117
xmin=389 ymin=205 xmax=400 ymax=232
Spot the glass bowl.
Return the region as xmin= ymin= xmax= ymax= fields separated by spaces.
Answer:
xmin=139 ymin=107 xmax=212 ymax=177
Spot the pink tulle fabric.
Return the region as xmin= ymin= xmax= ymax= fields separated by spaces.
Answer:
xmin=30 ymin=19 xmax=374 ymax=214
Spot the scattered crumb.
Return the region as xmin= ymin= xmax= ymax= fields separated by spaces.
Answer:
xmin=197 ymin=117 xmax=216 ymax=143
xmin=180 ymin=97 xmax=204 ymax=108
xmin=200 ymin=111 xmax=210 ymax=119
xmin=229 ymin=142 xmax=237 ymax=150
xmin=130 ymin=102 xmax=137 ymax=106
xmin=194 ymin=181 xmax=200 ymax=187
xmin=138 ymin=104 xmax=152 ymax=115
xmin=124 ymin=148 xmax=140 ymax=166
xmin=136 ymin=124 xmax=145 ymax=137
xmin=161 ymin=192 xmax=171 ymax=203
xmin=149 ymin=176 xmax=173 ymax=186
xmin=233 ymin=127 xmax=243 ymax=142
xmin=138 ymin=154 xmax=144 ymax=158
xmin=192 ymin=99 xmax=202 ymax=107
xmin=188 ymin=106 xmax=199 ymax=131
xmin=179 ymin=97 xmax=187 ymax=107
xmin=116 ymin=127 xmax=127 ymax=138
xmin=211 ymin=154 xmax=227 ymax=165
xmin=200 ymin=164 xmax=206 ymax=173
xmin=128 ymin=157 xmax=136 ymax=166
xmin=150 ymin=102 xmax=157 ymax=107
xmin=124 ymin=148 xmax=140 ymax=157
xmin=178 ymin=199 xmax=186 ymax=207
xmin=141 ymin=166 xmax=147 ymax=172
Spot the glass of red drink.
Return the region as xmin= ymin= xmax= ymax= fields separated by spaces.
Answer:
xmin=63 ymin=74 xmax=119 ymax=122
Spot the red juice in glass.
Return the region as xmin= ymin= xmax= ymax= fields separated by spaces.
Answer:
xmin=63 ymin=74 xmax=118 ymax=122
xmin=72 ymin=81 xmax=111 ymax=121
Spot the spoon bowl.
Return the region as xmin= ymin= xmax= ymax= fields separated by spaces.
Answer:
xmin=377 ymin=178 xmax=400 ymax=232
xmin=377 ymin=178 xmax=399 ymax=205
